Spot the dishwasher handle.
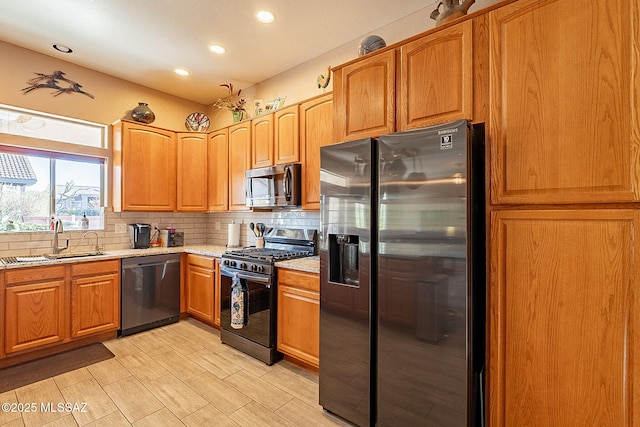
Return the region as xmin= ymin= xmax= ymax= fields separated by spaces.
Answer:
xmin=122 ymin=256 xmax=180 ymax=269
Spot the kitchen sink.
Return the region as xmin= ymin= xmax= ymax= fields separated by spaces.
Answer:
xmin=0 ymin=252 xmax=105 ymax=264
xmin=44 ymin=251 xmax=105 ymax=259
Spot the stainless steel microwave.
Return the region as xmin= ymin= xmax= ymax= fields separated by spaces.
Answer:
xmin=246 ymin=163 xmax=301 ymax=208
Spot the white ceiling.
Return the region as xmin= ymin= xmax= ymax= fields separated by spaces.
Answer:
xmin=0 ymin=0 xmax=433 ymax=105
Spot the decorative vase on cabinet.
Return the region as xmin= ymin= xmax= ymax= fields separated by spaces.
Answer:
xmin=232 ymin=110 xmax=245 ymax=123
xmin=131 ymin=102 xmax=155 ymax=124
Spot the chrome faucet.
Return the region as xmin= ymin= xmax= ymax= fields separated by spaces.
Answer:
xmin=52 ymin=219 xmax=68 ymax=254
xmin=81 ymin=231 xmax=102 ymax=253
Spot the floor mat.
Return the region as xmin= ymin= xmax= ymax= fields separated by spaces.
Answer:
xmin=0 ymin=343 xmax=114 ymax=393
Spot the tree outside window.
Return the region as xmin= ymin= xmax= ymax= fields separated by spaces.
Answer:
xmin=0 ymin=152 xmax=104 ymax=231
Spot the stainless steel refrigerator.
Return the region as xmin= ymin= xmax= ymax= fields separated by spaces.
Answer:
xmin=319 ymin=120 xmax=485 ymax=426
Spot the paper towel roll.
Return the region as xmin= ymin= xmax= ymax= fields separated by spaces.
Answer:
xmin=159 ymin=230 xmax=169 ymax=247
xmin=228 ymin=223 xmax=240 ymax=247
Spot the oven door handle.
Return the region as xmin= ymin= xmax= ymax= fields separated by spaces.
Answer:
xmin=220 ymin=267 xmax=272 ymax=285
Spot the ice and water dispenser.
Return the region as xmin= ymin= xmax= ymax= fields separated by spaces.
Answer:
xmin=328 ymin=234 xmax=360 ymax=286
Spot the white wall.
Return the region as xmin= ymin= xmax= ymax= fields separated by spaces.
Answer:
xmin=210 ymin=0 xmax=500 ymax=129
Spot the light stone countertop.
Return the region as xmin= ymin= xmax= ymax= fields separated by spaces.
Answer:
xmin=275 ymin=255 xmax=320 ymax=274
xmin=1 ymin=245 xmax=320 ymax=274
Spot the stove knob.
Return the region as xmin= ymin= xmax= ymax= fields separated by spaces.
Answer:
xmin=257 ymin=265 xmax=265 ymax=273
xmin=240 ymin=262 xmax=247 ymax=270
xmin=230 ymin=261 xmax=237 ymax=267
xmin=223 ymin=260 xmax=228 ymax=266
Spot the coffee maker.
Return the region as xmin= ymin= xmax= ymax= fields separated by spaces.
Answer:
xmin=129 ymin=223 xmax=151 ymax=249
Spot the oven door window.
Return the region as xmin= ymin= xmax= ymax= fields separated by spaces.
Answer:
xmin=220 ymin=270 xmax=274 ymax=347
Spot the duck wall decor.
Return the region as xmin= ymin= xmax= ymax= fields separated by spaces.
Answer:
xmin=22 ymin=70 xmax=94 ymax=98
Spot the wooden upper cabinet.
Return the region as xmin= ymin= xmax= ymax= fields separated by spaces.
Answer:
xmin=398 ymin=19 xmax=475 ymax=130
xmin=113 ymin=121 xmax=177 ymax=212
xmin=274 ymin=105 xmax=300 ymax=164
xmin=300 ymin=94 xmax=333 ymax=210
xmin=177 ymin=133 xmax=208 ymax=212
xmin=489 ymin=0 xmax=640 ymax=204
xmin=208 ymin=129 xmax=229 ymax=211
xmin=251 ymin=114 xmax=274 ymax=168
xmin=228 ymin=122 xmax=251 ymax=211
xmin=489 ymin=209 xmax=638 ymax=427
xmin=333 ymin=48 xmax=396 ymax=142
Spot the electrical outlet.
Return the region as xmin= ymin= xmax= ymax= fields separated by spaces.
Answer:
xmin=215 ymin=222 xmax=220 ymax=230
xmin=115 ymin=223 xmax=127 ymax=234
xmin=151 ymin=222 xmax=158 ymax=230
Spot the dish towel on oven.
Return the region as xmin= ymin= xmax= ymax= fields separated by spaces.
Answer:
xmin=231 ymin=273 xmax=245 ymax=329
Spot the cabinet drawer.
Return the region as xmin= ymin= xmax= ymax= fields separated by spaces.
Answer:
xmin=71 ymin=259 xmax=120 ymax=277
xmin=186 ymin=254 xmax=216 ymax=269
xmin=278 ymin=268 xmax=319 ymax=292
xmin=6 ymin=265 xmax=66 ymax=286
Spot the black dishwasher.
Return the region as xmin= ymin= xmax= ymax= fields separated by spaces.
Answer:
xmin=119 ymin=253 xmax=180 ymax=336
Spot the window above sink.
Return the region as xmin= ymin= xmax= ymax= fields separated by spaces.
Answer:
xmin=0 ymin=104 xmax=109 ymax=233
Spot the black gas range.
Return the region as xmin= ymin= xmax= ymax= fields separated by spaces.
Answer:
xmin=222 ymin=247 xmax=314 ymax=276
xmin=219 ymin=228 xmax=316 ymax=365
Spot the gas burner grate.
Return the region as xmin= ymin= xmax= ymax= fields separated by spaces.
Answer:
xmin=224 ymin=248 xmax=312 ymax=262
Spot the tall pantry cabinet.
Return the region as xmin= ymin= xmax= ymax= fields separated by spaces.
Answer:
xmin=488 ymin=0 xmax=640 ymax=425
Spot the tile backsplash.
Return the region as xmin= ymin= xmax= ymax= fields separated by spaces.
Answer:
xmin=207 ymin=210 xmax=320 ymax=248
xmin=0 ymin=208 xmax=320 ymax=257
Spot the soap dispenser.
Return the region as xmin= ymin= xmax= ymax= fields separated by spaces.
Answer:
xmin=81 ymin=213 xmax=89 ymax=229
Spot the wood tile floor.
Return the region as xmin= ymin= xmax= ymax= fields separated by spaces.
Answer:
xmin=0 ymin=319 xmax=351 ymax=427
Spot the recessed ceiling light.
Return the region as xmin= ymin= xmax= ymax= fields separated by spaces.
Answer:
xmin=209 ymin=44 xmax=226 ymax=54
xmin=256 ymin=10 xmax=275 ymax=23
xmin=52 ymin=43 xmax=73 ymax=54
xmin=174 ymin=68 xmax=190 ymax=76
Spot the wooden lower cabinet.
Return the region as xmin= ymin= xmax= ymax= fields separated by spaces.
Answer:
xmin=185 ymin=254 xmax=219 ymax=327
xmin=2 ymin=260 xmax=120 ymax=360
xmin=4 ymin=266 xmax=67 ymax=354
xmin=277 ymin=268 xmax=319 ymax=368
xmin=489 ymin=209 xmax=639 ymax=426
xmin=70 ymin=260 xmax=120 ymax=339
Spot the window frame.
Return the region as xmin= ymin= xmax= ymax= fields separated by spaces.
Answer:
xmin=0 ymin=136 xmax=111 ymax=232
